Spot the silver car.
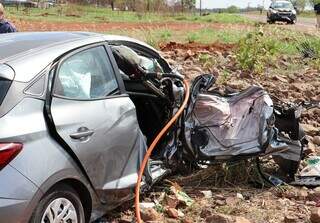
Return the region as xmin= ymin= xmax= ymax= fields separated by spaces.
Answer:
xmin=0 ymin=32 xmax=173 ymax=223
xmin=0 ymin=32 xmax=305 ymax=223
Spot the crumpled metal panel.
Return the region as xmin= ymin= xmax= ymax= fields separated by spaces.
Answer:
xmin=190 ymin=86 xmax=274 ymax=157
xmin=182 ymin=74 xmax=281 ymax=159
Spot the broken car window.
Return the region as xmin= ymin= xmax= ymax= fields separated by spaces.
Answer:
xmin=111 ymin=45 xmax=164 ymax=79
xmin=54 ymin=46 xmax=118 ymax=100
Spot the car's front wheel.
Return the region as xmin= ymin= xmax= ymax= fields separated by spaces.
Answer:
xmin=290 ymin=18 xmax=297 ymax=24
xmin=30 ymin=184 xmax=85 ymax=223
xmin=267 ymin=19 xmax=275 ymax=24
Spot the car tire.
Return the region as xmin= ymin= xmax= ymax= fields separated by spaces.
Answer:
xmin=291 ymin=19 xmax=297 ymax=24
xmin=29 ymin=184 xmax=85 ymax=223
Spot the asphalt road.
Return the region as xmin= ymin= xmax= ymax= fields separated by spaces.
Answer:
xmin=243 ymin=13 xmax=318 ymax=32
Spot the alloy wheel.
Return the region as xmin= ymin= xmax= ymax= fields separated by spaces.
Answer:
xmin=41 ymin=198 xmax=78 ymax=223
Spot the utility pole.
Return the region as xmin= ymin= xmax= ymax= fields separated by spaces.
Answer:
xmin=199 ymin=0 xmax=202 ymax=16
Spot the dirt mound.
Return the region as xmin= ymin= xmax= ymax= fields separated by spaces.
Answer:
xmin=159 ymin=41 xmax=235 ymax=53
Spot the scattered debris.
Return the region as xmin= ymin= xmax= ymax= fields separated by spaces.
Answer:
xmin=205 ymin=213 xmax=233 ymax=223
xmin=294 ymin=157 xmax=320 ymax=186
xmin=234 ymin=216 xmax=252 ymax=223
xmin=302 ymin=124 xmax=319 ymax=137
xmin=139 ymin=202 xmax=155 ymax=209
xmin=140 ymin=208 xmax=161 ymax=222
xmin=169 ymin=185 xmax=194 ymax=207
xmin=164 ymin=195 xmax=179 ymax=209
xmin=236 ymin=193 xmax=244 ymax=200
xmin=313 ymin=136 xmax=320 ymax=146
xmin=284 ymin=214 xmax=300 ymax=223
xmin=166 ymin=208 xmax=179 ymax=219
xmin=201 ymin=190 xmax=213 ymax=199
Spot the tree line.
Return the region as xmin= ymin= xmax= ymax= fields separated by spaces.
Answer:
xmin=72 ymin=0 xmax=196 ymax=12
xmin=291 ymin=0 xmax=320 ymax=12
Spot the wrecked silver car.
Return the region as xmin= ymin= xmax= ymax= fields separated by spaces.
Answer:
xmin=111 ymin=44 xmax=307 ymax=185
xmin=0 ymin=32 xmax=306 ymax=223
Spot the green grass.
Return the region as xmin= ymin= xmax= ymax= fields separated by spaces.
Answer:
xmin=6 ymin=4 xmax=253 ymax=24
xmin=299 ymin=11 xmax=316 ymax=18
xmin=174 ymin=13 xmax=253 ymax=24
xmin=106 ymin=27 xmax=249 ymax=48
xmin=106 ymin=25 xmax=317 ymax=57
xmin=184 ymin=28 xmax=247 ymax=44
xmin=7 ymin=5 xmax=163 ymax=23
xmin=235 ymin=25 xmax=320 ymax=74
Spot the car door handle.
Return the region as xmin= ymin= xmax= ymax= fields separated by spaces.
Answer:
xmin=70 ymin=128 xmax=94 ymax=140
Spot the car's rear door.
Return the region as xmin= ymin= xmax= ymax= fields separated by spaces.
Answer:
xmin=49 ymin=44 xmax=146 ymax=205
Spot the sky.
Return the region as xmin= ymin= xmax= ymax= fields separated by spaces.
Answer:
xmin=195 ymin=0 xmax=273 ymax=9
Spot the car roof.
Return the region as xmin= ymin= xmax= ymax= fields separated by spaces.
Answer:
xmin=0 ymin=32 xmax=98 ymax=62
xmin=0 ymin=32 xmax=158 ymax=83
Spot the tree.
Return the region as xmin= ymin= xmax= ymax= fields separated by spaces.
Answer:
xmin=173 ymin=0 xmax=195 ymax=12
xmin=308 ymin=0 xmax=320 ymax=6
xmin=184 ymin=0 xmax=195 ymax=10
xmin=110 ymin=0 xmax=114 ymax=10
xmin=290 ymin=0 xmax=307 ymax=12
xmin=226 ymin=5 xmax=240 ymax=13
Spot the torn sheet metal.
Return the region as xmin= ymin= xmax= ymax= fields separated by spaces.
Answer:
xmin=184 ymin=74 xmax=282 ymax=159
xmin=193 ymin=88 xmax=273 ymax=157
xmin=272 ymin=136 xmax=302 ymax=162
xmin=293 ymin=156 xmax=320 ymax=186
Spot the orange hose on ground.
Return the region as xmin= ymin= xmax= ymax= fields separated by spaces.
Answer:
xmin=135 ymin=79 xmax=190 ymax=223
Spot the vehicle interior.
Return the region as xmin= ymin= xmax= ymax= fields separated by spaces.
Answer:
xmin=110 ymin=44 xmax=176 ymax=154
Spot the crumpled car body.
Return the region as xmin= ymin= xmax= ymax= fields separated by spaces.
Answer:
xmin=0 ymin=32 xmax=305 ymax=223
xmin=185 ymin=75 xmax=275 ymax=158
xmin=182 ymin=75 xmax=304 ymax=164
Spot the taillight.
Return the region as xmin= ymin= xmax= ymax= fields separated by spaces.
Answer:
xmin=0 ymin=143 xmax=23 ymax=170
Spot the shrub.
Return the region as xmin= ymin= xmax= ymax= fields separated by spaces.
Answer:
xmin=297 ymin=38 xmax=320 ymax=59
xmin=236 ymin=27 xmax=278 ymax=74
xmin=143 ymin=29 xmax=158 ymax=48
xmin=160 ymin=29 xmax=172 ymax=42
xmin=296 ymin=37 xmax=320 ymax=70
xmin=186 ymin=33 xmax=199 ymax=43
xmin=64 ymin=4 xmax=85 ymax=18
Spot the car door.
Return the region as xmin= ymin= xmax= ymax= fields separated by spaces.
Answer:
xmin=49 ymin=44 xmax=146 ymax=204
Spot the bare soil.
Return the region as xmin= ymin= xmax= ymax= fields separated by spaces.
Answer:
xmin=159 ymin=41 xmax=235 ymax=53
xmin=11 ymin=19 xmax=252 ymax=32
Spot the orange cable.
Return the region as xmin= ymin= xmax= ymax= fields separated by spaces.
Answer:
xmin=135 ymin=79 xmax=190 ymax=223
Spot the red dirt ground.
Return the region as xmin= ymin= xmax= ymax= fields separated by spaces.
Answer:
xmin=11 ymin=19 xmax=252 ymax=32
xmin=159 ymin=41 xmax=235 ymax=53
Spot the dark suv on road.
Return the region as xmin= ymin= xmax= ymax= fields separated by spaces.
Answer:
xmin=267 ymin=0 xmax=297 ymax=24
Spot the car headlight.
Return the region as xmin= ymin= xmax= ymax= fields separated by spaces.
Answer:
xmin=269 ymin=9 xmax=277 ymax=14
xmin=292 ymin=10 xmax=297 ymax=14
